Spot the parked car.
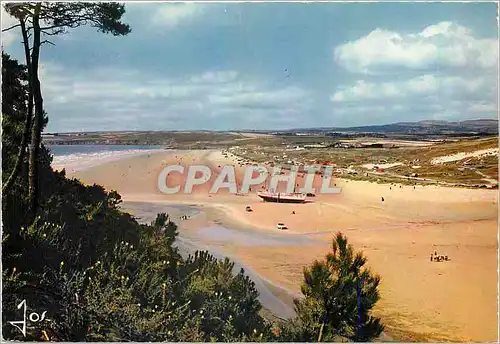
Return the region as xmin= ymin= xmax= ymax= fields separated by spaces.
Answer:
xmin=245 ymin=206 xmax=253 ymax=212
xmin=277 ymin=223 xmax=288 ymax=230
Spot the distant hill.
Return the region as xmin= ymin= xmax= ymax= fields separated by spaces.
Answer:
xmin=45 ymin=119 xmax=498 ymax=143
xmin=273 ymin=119 xmax=499 ymax=136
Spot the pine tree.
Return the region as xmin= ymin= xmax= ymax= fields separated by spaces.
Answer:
xmin=291 ymin=232 xmax=383 ymax=342
xmin=2 ymin=2 xmax=131 ymax=219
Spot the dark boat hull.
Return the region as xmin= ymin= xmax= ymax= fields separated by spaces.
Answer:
xmin=258 ymin=195 xmax=306 ymax=203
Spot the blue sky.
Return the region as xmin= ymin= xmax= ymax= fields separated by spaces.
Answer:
xmin=2 ymin=2 xmax=498 ymax=132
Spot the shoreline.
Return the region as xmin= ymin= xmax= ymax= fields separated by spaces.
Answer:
xmin=54 ymin=148 xmax=498 ymax=342
xmin=52 ymin=147 xmax=170 ymax=173
xmin=120 ymin=200 xmax=301 ymax=320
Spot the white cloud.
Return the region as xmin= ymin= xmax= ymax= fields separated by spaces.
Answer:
xmin=152 ymin=3 xmax=201 ymax=28
xmin=334 ymin=105 xmax=386 ymax=115
xmin=334 ymin=21 xmax=498 ymax=73
xmin=209 ymin=86 xmax=308 ymax=109
xmin=331 ymin=73 xmax=497 ymax=124
xmin=331 ymin=21 xmax=497 ymax=125
xmin=467 ymin=103 xmax=498 ymax=113
xmin=333 ymin=99 xmax=497 ymax=124
xmin=190 ymin=71 xmax=239 ymax=84
xmin=331 ymin=74 xmax=493 ymax=102
xmin=391 ymin=104 xmax=405 ymax=111
xmin=39 ymin=64 xmax=311 ymax=131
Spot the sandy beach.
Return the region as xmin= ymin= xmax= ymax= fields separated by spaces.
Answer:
xmin=57 ymin=149 xmax=498 ymax=342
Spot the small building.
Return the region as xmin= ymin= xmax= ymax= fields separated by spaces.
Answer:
xmin=304 ymin=144 xmax=326 ymax=148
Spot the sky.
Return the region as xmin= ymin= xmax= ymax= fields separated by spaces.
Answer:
xmin=1 ymin=1 xmax=499 ymax=132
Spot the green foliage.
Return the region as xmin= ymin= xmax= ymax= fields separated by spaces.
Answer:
xmin=280 ymin=232 xmax=383 ymax=342
xmin=38 ymin=2 xmax=131 ymax=36
xmin=4 ymin=2 xmax=131 ymax=36
xmin=180 ymin=252 xmax=274 ymax=341
xmin=1 ymin=52 xmax=28 ymax=179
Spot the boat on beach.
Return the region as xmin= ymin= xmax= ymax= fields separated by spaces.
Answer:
xmin=257 ymin=191 xmax=307 ymax=203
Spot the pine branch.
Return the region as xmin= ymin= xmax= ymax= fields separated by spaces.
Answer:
xmin=2 ymin=23 xmax=21 ymax=32
xmin=40 ymin=39 xmax=55 ymax=47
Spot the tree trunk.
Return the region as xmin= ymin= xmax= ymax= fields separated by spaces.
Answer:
xmin=3 ymin=18 xmax=33 ymax=195
xmin=28 ymin=4 xmax=43 ymax=220
xmin=318 ymin=314 xmax=327 ymax=342
xmin=355 ymin=278 xmax=362 ymax=342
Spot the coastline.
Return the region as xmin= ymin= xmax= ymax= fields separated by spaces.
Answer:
xmin=54 ymin=148 xmax=498 ymax=342
xmin=51 ymin=147 xmax=169 ymax=173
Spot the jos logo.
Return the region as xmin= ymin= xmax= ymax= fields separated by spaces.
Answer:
xmin=9 ymin=299 xmax=47 ymax=337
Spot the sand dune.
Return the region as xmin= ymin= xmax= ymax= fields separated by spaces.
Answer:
xmin=430 ymin=148 xmax=499 ymax=165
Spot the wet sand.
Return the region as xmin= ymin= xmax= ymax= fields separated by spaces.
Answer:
xmin=59 ymin=149 xmax=498 ymax=342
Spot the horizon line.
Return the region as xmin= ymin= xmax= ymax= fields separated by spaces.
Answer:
xmin=43 ymin=118 xmax=498 ymax=135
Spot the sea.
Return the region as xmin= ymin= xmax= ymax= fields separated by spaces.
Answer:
xmin=48 ymin=144 xmax=166 ymax=172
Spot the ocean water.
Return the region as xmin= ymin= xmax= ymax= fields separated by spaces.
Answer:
xmin=48 ymin=144 xmax=166 ymax=172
